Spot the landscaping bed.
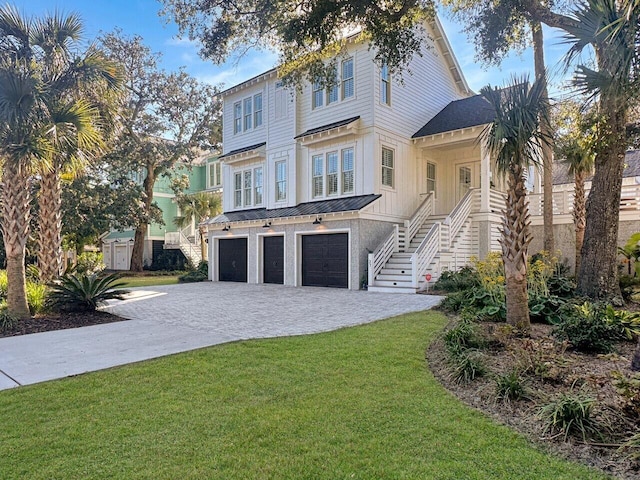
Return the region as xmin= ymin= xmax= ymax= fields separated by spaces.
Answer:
xmin=0 ymin=311 xmax=128 ymax=338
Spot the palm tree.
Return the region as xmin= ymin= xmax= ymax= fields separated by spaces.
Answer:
xmin=561 ymin=0 xmax=640 ymax=300
xmin=0 ymin=6 xmax=117 ymax=314
xmin=174 ymin=191 xmax=222 ymax=262
xmin=481 ymin=77 xmax=548 ymax=332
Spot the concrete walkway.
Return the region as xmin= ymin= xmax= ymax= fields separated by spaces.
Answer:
xmin=0 ymin=283 xmax=442 ymax=391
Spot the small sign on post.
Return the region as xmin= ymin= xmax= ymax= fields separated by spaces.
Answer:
xmin=425 ymin=273 xmax=432 ymax=292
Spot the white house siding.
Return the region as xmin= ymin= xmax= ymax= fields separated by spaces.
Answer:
xmin=372 ymin=27 xmax=464 ymax=139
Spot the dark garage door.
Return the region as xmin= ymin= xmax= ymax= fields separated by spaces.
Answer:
xmin=219 ymin=238 xmax=247 ymax=282
xmin=302 ymin=233 xmax=348 ymax=288
xmin=263 ymin=236 xmax=284 ymax=284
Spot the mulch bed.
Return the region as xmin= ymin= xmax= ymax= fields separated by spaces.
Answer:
xmin=428 ymin=316 xmax=640 ymax=480
xmin=0 ymin=311 xmax=128 ymax=338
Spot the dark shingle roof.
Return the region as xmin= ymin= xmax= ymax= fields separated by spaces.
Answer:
xmin=412 ymin=95 xmax=496 ymax=138
xmin=219 ymin=142 xmax=266 ymax=159
xmin=295 ymin=116 xmax=360 ymax=139
xmin=207 ymin=194 xmax=381 ymax=224
xmin=553 ymin=149 xmax=640 ymax=185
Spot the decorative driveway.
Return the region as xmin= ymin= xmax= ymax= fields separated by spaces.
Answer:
xmin=0 ymin=283 xmax=442 ymax=390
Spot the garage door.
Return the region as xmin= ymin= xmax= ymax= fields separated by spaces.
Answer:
xmin=115 ymin=245 xmax=129 ymax=270
xmin=263 ymin=236 xmax=284 ymax=284
xmin=219 ymin=238 xmax=248 ymax=282
xmin=302 ymin=233 xmax=348 ymax=288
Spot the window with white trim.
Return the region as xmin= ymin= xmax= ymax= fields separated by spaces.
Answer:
xmin=208 ymin=161 xmax=222 ymax=188
xmin=342 ymin=58 xmax=354 ymax=99
xmin=243 ymin=97 xmax=252 ymax=131
xmin=312 ymin=81 xmax=324 ymax=109
xmin=312 ymin=147 xmax=355 ymax=198
xmin=233 ymin=102 xmax=242 ymax=134
xmin=312 ymin=154 xmax=324 ymax=197
xmin=381 ymin=63 xmax=391 ymax=105
xmin=234 ymin=166 xmax=264 ymax=208
xmin=382 ymin=147 xmax=394 ymax=188
xmin=254 ymin=167 xmax=263 ymax=205
xmin=275 ymin=160 xmax=287 ymax=201
xmin=342 ymin=148 xmax=354 ymax=193
xmin=253 ymin=93 xmax=263 ymax=127
xmin=426 ymin=162 xmax=436 ymax=194
xmin=327 ymin=67 xmax=339 ymax=104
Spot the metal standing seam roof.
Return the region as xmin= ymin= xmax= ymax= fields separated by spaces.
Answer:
xmin=206 ymin=194 xmax=381 ymax=224
xmin=412 ymin=95 xmax=496 ymax=138
xmin=294 ymin=116 xmax=361 ymax=139
xmin=218 ymin=142 xmax=267 ymax=159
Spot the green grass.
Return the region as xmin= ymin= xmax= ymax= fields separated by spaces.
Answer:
xmin=118 ymin=275 xmax=180 ymax=287
xmin=0 ymin=312 xmax=607 ymax=479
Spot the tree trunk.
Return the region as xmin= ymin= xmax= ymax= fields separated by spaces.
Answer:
xmin=38 ymin=168 xmax=63 ymax=283
xmin=199 ymin=226 xmax=207 ymax=262
xmin=573 ymin=170 xmax=586 ymax=277
xmin=532 ymin=23 xmax=554 ymax=254
xmin=577 ymin=94 xmax=626 ymax=301
xmin=130 ymin=167 xmax=156 ymax=272
xmin=0 ymin=161 xmax=31 ymax=319
xmin=501 ymin=166 xmax=532 ymax=332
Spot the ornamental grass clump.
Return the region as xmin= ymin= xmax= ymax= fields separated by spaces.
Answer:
xmin=495 ymin=369 xmax=528 ymax=402
xmin=539 ymin=391 xmax=599 ymax=441
xmin=47 ymin=271 xmax=129 ymax=312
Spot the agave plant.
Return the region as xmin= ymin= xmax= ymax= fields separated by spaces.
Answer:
xmin=47 ymin=271 xmax=129 ymax=312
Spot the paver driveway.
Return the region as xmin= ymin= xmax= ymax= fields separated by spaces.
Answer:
xmin=0 ymin=283 xmax=442 ymax=390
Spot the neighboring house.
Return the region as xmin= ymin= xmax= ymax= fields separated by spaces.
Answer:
xmin=102 ymin=155 xmax=222 ymax=270
xmin=529 ymin=150 xmax=640 ymax=271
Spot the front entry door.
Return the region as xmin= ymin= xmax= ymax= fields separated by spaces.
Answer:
xmin=457 ymin=164 xmax=474 ymax=202
xmin=263 ymin=236 xmax=284 ymax=284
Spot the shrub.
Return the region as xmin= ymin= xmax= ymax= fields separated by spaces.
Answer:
xmin=197 ymin=260 xmax=208 ymax=275
xmin=601 ymin=305 xmax=640 ymax=341
xmin=495 ymin=370 xmax=528 ymax=402
xmin=178 ymin=271 xmax=208 ymax=283
xmin=449 ymin=351 xmax=486 ymax=384
xmin=547 ymin=262 xmax=576 ymax=297
xmin=553 ymin=302 xmax=621 ymax=353
xmin=0 ymin=302 xmax=18 ymax=332
xmin=0 ymin=270 xmax=7 ymax=300
xmin=26 ymin=282 xmax=47 ymax=315
xmin=439 ymin=290 xmax=470 ymax=313
xmin=433 ymin=266 xmax=479 ymax=292
xmin=76 ymin=252 xmax=105 ymax=275
xmin=47 ymin=272 xmax=129 ymax=312
xmin=528 ymin=293 xmax=566 ymax=325
xmin=539 ymin=391 xmax=598 ymax=441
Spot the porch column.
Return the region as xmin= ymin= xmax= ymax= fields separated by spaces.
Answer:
xmin=480 ymin=144 xmax=491 ymax=213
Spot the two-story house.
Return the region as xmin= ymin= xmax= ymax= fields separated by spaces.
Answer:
xmin=204 ymin=17 xmax=520 ymax=292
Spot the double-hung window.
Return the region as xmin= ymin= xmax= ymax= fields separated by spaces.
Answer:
xmin=342 ymin=58 xmax=354 ymax=99
xmin=208 ymin=161 xmax=221 ymax=188
xmin=312 ymin=148 xmax=355 ymax=198
xmin=382 ymin=147 xmax=394 ymax=188
xmin=253 ymin=93 xmax=263 ymax=128
xmin=254 ymin=167 xmax=263 ymax=205
xmin=234 ymin=172 xmax=242 ymax=207
xmin=275 ymin=161 xmax=287 ymax=201
xmin=243 ymin=170 xmax=252 ymax=206
xmin=342 ymin=148 xmax=354 ymax=194
xmin=426 ymin=162 xmax=436 ymax=194
xmin=327 ymin=66 xmax=339 ymax=104
xmin=233 ymin=102 xmax=242 ymax=134
xmin=243 ymin=98 xmax=252 ymax=131
xmin=312 ymin=155 xmax=324 ymax=197
xmin=381 ymin=63 xmax=391 ymax=105
xmin=312 ymin=81 xmax=324 ymax=109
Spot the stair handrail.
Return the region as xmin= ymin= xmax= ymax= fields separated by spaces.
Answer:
xmin=404 ymin=192 xmax=434 ymax=245
xmin=445 ymin=189 xmax=476 ymax=247
xmin=410 ymin=222 xmax=440 ymax=289
xmin=368 ymin=224 xmax=399 ymax=287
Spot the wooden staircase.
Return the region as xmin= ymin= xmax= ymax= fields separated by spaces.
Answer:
xmin=367 ymin=191 xmax=477 ymax=294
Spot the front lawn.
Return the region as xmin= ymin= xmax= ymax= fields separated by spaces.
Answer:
xmin=0 ymin=312 xmax=605 ymax=479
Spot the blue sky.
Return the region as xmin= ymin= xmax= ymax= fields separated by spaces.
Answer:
xmin=13 ymin=0 xmax=571 ymax=94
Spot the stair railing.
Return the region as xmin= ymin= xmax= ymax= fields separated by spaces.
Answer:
xmin=445 ymin=188 xmax=476 ymax=248
xmin=410 ymin=223 xmax=440 ymax=289
xmin=368 ymin=224 xmax=399 ymax=287
xmin=404 ymin=192 xmax=434 ymax=247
